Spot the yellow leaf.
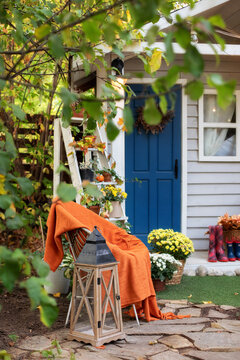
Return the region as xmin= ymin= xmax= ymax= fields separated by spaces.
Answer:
xmin=0 ymin=175 xmax=6 ymax=195
xmin=149 ymin=50 xmax=162 ymax=73
xmin=149 ymin=340 xmax=158 ymax=345
xmin=40 ymin=123 xmax=45 ymax=132
xmin=0 ymin=212 xmax=5 ymax=220
xmin=202 ymin=301 xmax=212 ymax=304
xmin=187 ymin=294 xmax=192 ymax=298
xmin=10 ymin=203 xmax=16 ymax=212
xmin=53 ymin=292 xmax=61 ymax=298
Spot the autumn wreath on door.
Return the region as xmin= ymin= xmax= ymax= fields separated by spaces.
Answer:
xmin=135 ymin=106 xmax=174 ymax=135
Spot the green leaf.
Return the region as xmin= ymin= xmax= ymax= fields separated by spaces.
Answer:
xmin=185 ymin=80 xmax=204 ymax=100
xmin=6 ymin=214 xmax=25 ymax=230
xmin=149 ymin=49 xmax=162 ymax=73
xmin=5 ymin=132 xmax=17 ymax=159
xmin=0 ymin=55 xmax=5 ymax=74
xmin=48 ymin=35 xmax=65 ymax=59
xmin=0 ymin=247 xmax=21 ymax=291
xmin=146 ymin=25 xmax=159 ymax=45
xmin=39 ymin=303 xmax=59 ymax=327
xmin=106 ymin=120 xmax=120 ymax=141
xmin=207 ymin=74 xmax=236 ymax=109
xmin=21 ymin=277 xmax=43 ymax=308
xmin=84 ymin=183 xmax=103 ymax=199
xmin=62 ymin=105 xmax=72 ymax=126
xmin=123 ymin=106 xmax=134 ymax=134
xmin=82 ymin=101 xmax=102 ymax=121
xmin=164 ymin=32 xmax=174 ymax=63
xmin=103 ymin=23 xmax=116 ymax=45
xmin=16 ymin=177 xmax=34 ymax=196
xmin=57 ymin=182 xmax=77 ymax=202
xmin=87 ymin=117 xmax=97 ymax=131
xmin=11 ymin=104 xmax=26 ymax=121
xmin=0 ymin=151 xmax=11 ymax=175
xmin=82 ymin=20 xmax=101 ymax=43
xmin=213 ymin=33 xmax=225 ymax=51
xmin=0 ymin=79 xmax=6 ymax=90
xmin=60 ymin=88 xmax=77 ymax=106
xmin=165 ymin=66 xmax=180 ymax=88
xmin=208 ymin=15 xmax=225 ymax=29
xmin=35 ymin=24 xmax=51 ymax=40
xmin=32 ymin=255 xmax=50 ymax=278
xmin=0 ymin=195 xmax=12 ymax=209
xmin=210 ymin=75 xmax=236 ymax=109
xmin=159 ymin=96 xmax=167 ymax=115
xmin=56 ymin=164 xmax=70 ymax=175
xmin=184 ymin=45 xmax=204 ymax=78
xmin=175 ymin=27 xmax=191 ymax=49
xmin=143 ymin=98 xmax=162 ymax=125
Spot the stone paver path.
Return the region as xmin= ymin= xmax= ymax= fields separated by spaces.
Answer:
xmin=9 ymin=300 xmax=240 ymax=360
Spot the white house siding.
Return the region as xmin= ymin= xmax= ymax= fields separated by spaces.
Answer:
xmin=124 ymin=56 xmax=240 ymax=250
xmin=187 ymin=58 xmax=240 ymax=250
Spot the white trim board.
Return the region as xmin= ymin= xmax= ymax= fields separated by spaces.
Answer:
xmin=124 ymin=42 xmax=240 ymax=56
xmin=124 ymin=78 xmax=188 ymax=235
xmin=142 ymin=0 xmax=231 ymax=34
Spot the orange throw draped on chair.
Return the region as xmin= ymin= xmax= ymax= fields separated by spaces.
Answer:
xmin=44 ymin=200 xmax=190 ymax=322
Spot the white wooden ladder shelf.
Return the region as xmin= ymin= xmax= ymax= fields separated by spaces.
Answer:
xmin=53 ymin=117 xmax=127 ymax=222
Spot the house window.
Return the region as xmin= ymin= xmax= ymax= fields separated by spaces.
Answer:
xmin=199 ymin=90 xmax=240 ymax=161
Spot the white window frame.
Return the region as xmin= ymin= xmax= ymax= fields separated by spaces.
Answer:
xmin=199 ymin=89 xmax=240 ymax=162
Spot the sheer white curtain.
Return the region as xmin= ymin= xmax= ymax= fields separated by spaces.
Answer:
xmin=204 ymin=95 xmax=235 ymax=156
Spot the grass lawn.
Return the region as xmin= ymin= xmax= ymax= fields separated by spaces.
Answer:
xmin=156 ymin=276 xmax=240 ymax=307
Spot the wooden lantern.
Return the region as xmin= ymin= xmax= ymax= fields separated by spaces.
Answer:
xmin=68 ymin=227 xmax=125 ymax=347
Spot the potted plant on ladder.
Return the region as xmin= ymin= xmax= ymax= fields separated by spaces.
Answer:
xmin=100 ymin=185 xmax=127 ymax=218
xmin=69 ymin=133 xmax=106 ymax=182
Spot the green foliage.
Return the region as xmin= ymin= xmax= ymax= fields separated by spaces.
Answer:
xmin=0 ymin=247 xmax=58 ymax=327
xmin=143 ymin=98 xmax=162 ymax=125
xmin=57 ymin=182 xmax=77 ymax=202
xmin=207 ymin=74 xmax=236 ymax=109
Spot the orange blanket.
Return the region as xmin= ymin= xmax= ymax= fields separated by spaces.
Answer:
xmin=44 ymin=200 xmax=189 ymax=321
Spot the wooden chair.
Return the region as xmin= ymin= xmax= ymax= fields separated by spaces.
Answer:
xmin=64 ymin=227 xmax=140 ymax=326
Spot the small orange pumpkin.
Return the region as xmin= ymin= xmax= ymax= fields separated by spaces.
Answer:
xmin=96 ymin=174 xmax=104 ymax=182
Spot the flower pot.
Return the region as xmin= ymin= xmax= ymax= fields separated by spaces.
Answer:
xmin=165 ymin=259 xmax=185 ymax=285
xmin=152 ymin=279 xmax=166 ymax=292
xmin=88 ymin=205 xmax=100 ymax=215
xmin=44 ymin=267 xmax=70 ymax=295
xmin=109 ymin=201 xmax=122 ymax=218
xmin=102 ymin=171 xmax=112 ymax=182
xmin=80 ymin=168 xmax=94 ymax=182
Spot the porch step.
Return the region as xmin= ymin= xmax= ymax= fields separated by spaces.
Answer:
xmin=185 ymin=251 xmax=240 ymax=273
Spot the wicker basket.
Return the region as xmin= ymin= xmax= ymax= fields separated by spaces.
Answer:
xmin=165 ymin=259 xmax=185 ymax=285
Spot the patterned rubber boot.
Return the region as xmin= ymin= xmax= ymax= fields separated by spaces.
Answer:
xmin=234 ymin=242 xmax=240 ymax=261
xmin=208 ymin=225 xmax=217 ymax=262
xmin=226 ymin=242 xmax=236 ymax=261
xmin=215 ymin=226 xmax=228 ymax=262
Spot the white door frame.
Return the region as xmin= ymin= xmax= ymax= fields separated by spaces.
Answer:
xmin=111 ymin=78 xmax=188 ymax=234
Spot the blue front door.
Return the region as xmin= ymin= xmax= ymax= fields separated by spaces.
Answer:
xmin=125 ymin=84 xmax=182 ymax=247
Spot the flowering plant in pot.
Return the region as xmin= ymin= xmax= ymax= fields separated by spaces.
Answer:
xmin=80 ymin=188 xmax=103 ymax=215
xmin=150 ymin=253 xmax=181 ymax=291
xmin=148 ymin=229 xmax=194 ymax=260
xmin=100 ymin=185 xmax=127 ymax=203
xmin=100 ymin=185 xmax=127 ymax=218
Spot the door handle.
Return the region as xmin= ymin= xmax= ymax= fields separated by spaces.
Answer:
xmin=174 ymin=159 xmax=178 ymax=179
